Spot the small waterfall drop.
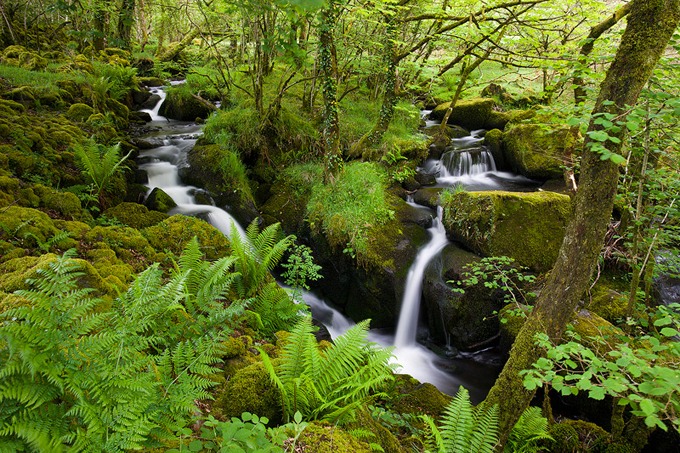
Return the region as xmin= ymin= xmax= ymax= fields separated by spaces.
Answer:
xmin=394 ymin=206 xmax=449 ymax=348
xmin=136 ymin=87 xmax=246 ymax=241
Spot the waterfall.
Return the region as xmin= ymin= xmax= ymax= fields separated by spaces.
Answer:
xmin=137 ymin=87 xmax=246 ymax=241
xmin=394 ymin=206 xmax=449 ymax=348
xmin=440 ymin=149 xmax=497 ymax=177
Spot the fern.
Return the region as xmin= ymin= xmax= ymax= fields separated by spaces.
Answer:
xmin=260 ymin=316 xmax=394 ymax=424
xmin=422 ymin=386 xmax=499 ymax=453
xmin=73 ymin=139 xmax=131 ymax=207
xmin=504 ymin=406 xmax=553 ymax=453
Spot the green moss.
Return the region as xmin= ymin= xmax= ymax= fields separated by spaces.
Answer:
xmin=33 ymin=185 xmax=89 ymax=222
xmin=0 ymin=253 xmax=58 ymax=294
xmin=0 ymin=206 xmax=62 ymax=249
xmin=484 ymin=128 xmax=504 ymax=167
xmin=549 ymin=420 xmax=612 ymax=453
xmin=429 ymin=97 xmax=497 ymax=130
xmin=142 ymin=215 xmax=230 ymax=260
xmin=83 ymin=225 xmax=157 ymax=272
xmin=143 ymin=187 xmax=177 ymax=213
xmin=261 ymin=163 xmax=322 ymax=232
xmin=587 ymin=283 xmax=628 ymax=323
xmin=103 ymin=202 xmax=168 ymax=229
xmin=388 ymin=375 xmax=451 ymax=418
xmin=503 ymin=124 xmax=577 ymax=180
xmin=214 ymin=362 xmax=282 ymax=424
xmin=346 ymin=408 xmax=405 ymax=453
xmin=158 ymin=84 xmax=215 ymax=121
xmin=441 ymin=190 xmax=572 ymax=272
xmin=1 ymin=45 xmax=47 ymax=70
xmin=84 ymin=248 xmax=135 ymax=287
xmin=66 ymin=103 xmax=95 ymax=122
xmin=295 ymin=421 xmax=373 ymax=453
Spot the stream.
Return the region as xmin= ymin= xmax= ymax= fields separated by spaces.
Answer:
xmin=136 ymin=90 xmax=534 ymax=402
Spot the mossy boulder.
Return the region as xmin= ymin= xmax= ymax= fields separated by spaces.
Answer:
xmin=502 ymin=124 xmax=577 ymax=180
xmin=142 ymin=215 xmax=230 ymax=260
xmin=66 ymin=103 xmax=95 ymax=122
xmin=1 ymin=45 xmax=47 ymax=70
xmin=346 ymin=409 xmax=405 ymax=453
xmin=32 ymin=185 xmax=90 ymax=222
xmin=214 ymin=362 xmax=282 ymax=424
xmin=103 ymin=202 xmax=168 ymax=229
xmin=143 ymin=187 xmax=177 ymax=213
xmin=295 ymin=422 xmax=373 ymax=453
xmin=158 ymin=86 xmax=216 ymax=121
xmin=0 ymin=206 xmax=69 ymax=252
xmin=261 ymin=163 xmax=321 ymax=233
xmin=484 ymin=128 xmax=504 ymax=168
xmin=83 ymin=225 xmax=157 ymax=272
xmin=388 ymin=374 xmax=451 ymax=418
xmin=441 ymin=190 xmax=572 ymax=272
xmin=429 ymin=98 xmax=533 ymax=131
xmin=183 ymin=142 xmax=258 ymax=224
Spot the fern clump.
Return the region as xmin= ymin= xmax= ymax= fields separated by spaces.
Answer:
xmin=260 ymin=316 xmax=395 ymax=424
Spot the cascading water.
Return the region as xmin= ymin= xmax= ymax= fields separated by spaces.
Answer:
xmin=136 ymin=87 xmax=246 ymax=240
xmin=394 ymin=207 xmax=449 ymax=348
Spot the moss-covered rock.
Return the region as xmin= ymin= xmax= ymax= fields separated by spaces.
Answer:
xmin=441 ymin=190 xmax=571 ymax=272
xmin=388 ymin=374 xmax=451 ymax=418
xmin=83 ymin=225 xmax=157 ymax=272
xmin=294 ymin=421 xmax=373 ymax=453
xmin=484 ymin=128 xmax=504 ymax=168
xmin=1 ymin=45 xmax=47 ymax=70
xmin=103 ymin=202 xmax=168 ymax=229
xmin=183 ymin=141 xmax=258 ymax=224
xmin=66 ymin=103 xmax=95 ymax=122
xmin=346 ymin=408 xmax=406 ymax=453
xmin=143 ymin=187 xmax=177 ymax=213
xmin=502 ymin=124 xmax=577 ymax=180
xmin=158 ymin=86 xmax=215 ymax=121
xmin=429 ymin=98 xmax=534 ymax=131
xmin=142 ymin=215 xmax=230 ymax=260
xmin=214 ymin=362 xmax=282 ymax=424
xmin=0 ymin=206 xmax=69 ymax=253
xmin=422 ymin=243 xmax=507 ymax=350
xmin=32 ymin=185 xmax=90 ymax=222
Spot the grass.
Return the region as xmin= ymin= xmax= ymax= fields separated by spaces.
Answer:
xmin=307 ymin=162 xmax=394 ymax=264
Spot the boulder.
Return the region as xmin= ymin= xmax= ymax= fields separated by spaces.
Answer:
xmin=422 ymin=244 xmax=506 ymax=350
xmin=103 ymin=202 xmax=168 ymax=229
xmin=502 ymin=123 xmax=577 ymax=180
xmin=143 ymin=187 xmax=177 ymax=212
xmin=158 ymin=86 xmax=215 ymax=121
xmin=429 ymin=98 xmax=533 ymax=131
xmin=441 ymin=190 xmax=572 ymax=272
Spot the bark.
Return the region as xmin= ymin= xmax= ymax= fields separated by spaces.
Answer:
xmin=484 ymin=0 xmax=680 ymax=445
xmin=116 ymin=0 xmax=135 ymax=50
xmin=93 ymin=5 xmax=107 ymax=51
xmin=573 ymin=2 xmax=632 ymax=105
xmin=319 ymin=1 xmax=342 ymax=182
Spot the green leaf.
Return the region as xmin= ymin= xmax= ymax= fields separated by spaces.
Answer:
xmin=609 ymin=153 xmax=627 ymax=165
xmin=639 ymin=398 xmax=656 ymax=417
xmin=588 ymin=386 xmax=606 ymax=400
xmin=189 ymin=440 xmax=204 ymax=452
xmin=660 ymin=327 xmax=679 ymax=337
xmin=587 ymin=130 xmax=609 ymax=142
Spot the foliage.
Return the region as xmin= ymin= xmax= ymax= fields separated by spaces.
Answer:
xmin=168 ymin=412 xmax=308 ymax=453
xmin=229 ymin=221 xmax=303 ymax=336
xmin=422 ymin=386 xmax=500 ymax=453
xmin=0 ymin=238 xmax=253 ymax=450
xmin=282 ymin=241 xmax=323 ymax=300
xmin=307 ymin=162 xmax=395 ymax=264
xmin=449 ymin=256 xmax=536 ymax=322
xmin=260 ymin=316 xmax=395 ymax=423
xmin=522 ymin=303 xmax=680 ymax=432
xmin=72 ymin=140 xmax=131 ymax=208
xmin=422 ymin=387 xmax=552 ymax=453
xmin=92 ymin=61 xmax=139 ymax=102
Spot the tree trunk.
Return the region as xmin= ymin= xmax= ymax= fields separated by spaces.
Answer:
xmin=116 ymin=0 xmax=135 ymax=50
xmin=484 ymin=0 xmax=680 ymax=445
xmin=573 ymin=2 xmax=632 ymax=106
xmin=319 ymin=1 xmax=342 ymax=182
xmin=93 ymin=5 xmax=107 ymax=51
xmin=155 ymin=27 xmax=200 ymax=62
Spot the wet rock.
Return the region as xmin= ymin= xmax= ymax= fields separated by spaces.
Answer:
xmin=140 ymin=94 xmax=161 ymax=110
xmin=129 ymin=111 xmax=152 ymax=123
xmin=412 ymin=188 xmax=442 ymax=210
xmin=144 ymin=187 xmax=177 ymax=212
xmin=159 ymin=87 xmax=216 ymax=121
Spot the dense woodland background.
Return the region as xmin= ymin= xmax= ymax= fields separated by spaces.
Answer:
xmin=0 ymin=0 xmax=679 ymax=451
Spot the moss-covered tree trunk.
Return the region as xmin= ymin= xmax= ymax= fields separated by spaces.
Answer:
xmin=573 ymin=2 xmax=632 ymax=106
xmin=350 ymin=14 xmax=397 ymax=155
xmin=155 ymin=27 xmax=200 ymax=62
xmin=92 ymin=4 xmax=108 ymax=51
xmin=319 ymin=0 xmax=342 ymax=182
xmin=484 ymin=0 xmax=680 ymax=445
xmin=116 ymin=0 xmax=135 ymax=50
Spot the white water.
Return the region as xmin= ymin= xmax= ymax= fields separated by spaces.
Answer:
xmin=394 ymin=206 xmax=449 ymax=348
xmin=137 ymin=88 xmax=246 ymax=240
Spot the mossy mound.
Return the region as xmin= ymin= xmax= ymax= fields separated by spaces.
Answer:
xmin=66 ymin=103 xmax=95 ymax=122
xmin=103 ymin=202 xmax=168 ymax=229
xmin=32 ymin=185 xmax=91 ymax=222
xmin=388 ymin=374 xmax=451 ymax=418
xmin=294 ymin=421 xmax=373 ymax=453
xmin=587 ymin=279 xmax=628 ymax=323
xmin=183 ymin=141 xmax=258 ymax=224
xmin=0 ymin=206 xmax=74 ymax=257
xmin=483 ymin=128 xmax=504 ymax=168
xmin=158 ymin=85 xmax=215 ymax=121
xmin=441 ymin=190 xmax=571 ymax=272
xmin=429 ymin=97 xmax=533 ymax=131
xmin=346 ymin=408 xmax=405 ymax=453
xmin=214 ymin=362 xmax=282 ymax=425
xmin=502 ymin=124 xmax=577 ymax=180
xmin=83 ymin=225 xmax=157 ymax=272
xmin=143 ymin=215 xmax=230 ymax=260
xmin=1 ymin=45 xmax=47 ymax=70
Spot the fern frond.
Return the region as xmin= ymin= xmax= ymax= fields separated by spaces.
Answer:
xmin=469 ymin=404 xmax=499 ymax=453
xmin=505 ymin=406 xmax=553 ymax=453
xmin=439 ymin=386 xmax=474 ymax=453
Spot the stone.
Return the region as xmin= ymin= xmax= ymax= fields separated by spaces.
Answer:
xmin=441 ymin=190 xmax=572 ymax=272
